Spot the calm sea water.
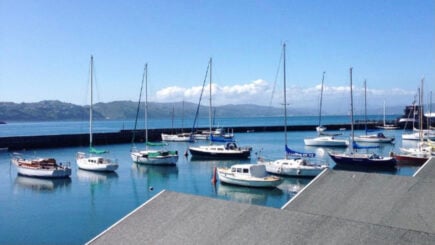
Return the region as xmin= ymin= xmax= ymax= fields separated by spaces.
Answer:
xmin=0 ymin=114 xmax=399 ymax=136
xmin=0 ymin=116 xmax=418 ymax=244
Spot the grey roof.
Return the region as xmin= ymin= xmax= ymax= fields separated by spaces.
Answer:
xmin=88 ymin=158 xmax=435 ymax=245
xmin=414 ymin=157 xmax=435 ymax=179
xmin=283 ymin=159 xmax=435 ymax=235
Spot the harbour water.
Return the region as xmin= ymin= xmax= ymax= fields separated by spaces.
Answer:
xmin=0 ymin=114 xmax=398 ymax=136
xmin=0 ymin=115 xmax=419 ymax=244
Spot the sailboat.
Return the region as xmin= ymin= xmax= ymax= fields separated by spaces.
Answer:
xmin=188 ymin=58 xmax=251 ymax=159
xmin=376 ymin=101 xmax=399 ymax=130
xmin=304 ymin=72 xmax=349 ymax=147
xmin=76 ymin=56 xmax=119 ymax=172
xmin=161 ymin=103 xmax=193 ymax=142
xmin=402 ymin=84 xmax=435 ymax=141
xmin=131 ymin=64 xmax=179 ymax=165
xmin=328 ymin=68 xmax=396 ymax=169
xmin=354 ymin=80 xmax=395 ymax=143
xmin=12 ymin=154 xmax=71 ymax=178
xmin=258 ymin=43 xmax=328 ymax=177
xmin=316 ymin=72 xmax=326 ymax=133
xmin=393 ymin=78 xmax=431 ymax=165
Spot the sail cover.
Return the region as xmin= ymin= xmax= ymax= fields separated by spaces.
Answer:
xmin=89 ymin=147 xmax=108 ymax=154
xmin=146 ymin=142 xmax=168 ymax=146
xmin=285 ymin=145 xmax=316 ymax=158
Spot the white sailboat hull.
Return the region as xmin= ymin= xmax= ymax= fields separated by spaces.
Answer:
xmin=17 ymin=167 xmax=70 ymax=178
xmin=354 ymin=134 xmax=394 ymax=143
xmin=402 ymin=132 xmax=435 ymax=141
xmin=259 ymin=158 xmax=327 ymax=177
xmin=192 ymin=134 xmax=209 ymax=140
xmin=131 ymin=150 xmax=178 ymax=165
xmin=316 ymin=126 xmax=326 ymax=133
xmin=12 ymin=158 xmax=71 ymax=178
xmin=304 ymin=136 xmax=349 ymax=147
xmin=161 ymin=133 xmax=192 ymax=142
xmin=376 ymin=125 xmax=399 ymax=130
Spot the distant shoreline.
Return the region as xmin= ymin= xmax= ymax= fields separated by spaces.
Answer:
xmin=0 ymin=100 xmax=407 ymax=122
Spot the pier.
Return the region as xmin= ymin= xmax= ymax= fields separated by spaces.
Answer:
xmin=0 ymin=122 xmax=377 ymax=150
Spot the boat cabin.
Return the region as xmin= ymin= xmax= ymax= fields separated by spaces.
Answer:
xmin=225 ymin=142 xmax=239 ymax=150
xmin=230 ymin=164 xmax=268 ymax=178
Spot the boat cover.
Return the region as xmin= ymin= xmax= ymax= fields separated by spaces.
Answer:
xmin=90 ymin=147 xmax=108 ymax=154
xmin=285 ymin=145 xmax=315 ymax=158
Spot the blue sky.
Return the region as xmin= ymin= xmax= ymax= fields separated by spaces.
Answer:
xmin=1 ymin=0 xmax=434 ymax=112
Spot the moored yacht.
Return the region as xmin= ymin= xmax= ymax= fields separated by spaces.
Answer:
xmin=130 ymin=63 xmax=179 ymax=165
xmin=260 ymin=43 xmax=328 ymax=177
xmin=189 ymin=142 xmax=251 ymax=159
xmin=76 ymin=56 xmax=119 ymax=172
xmin=12 ymin=155 xmax=71 ymax=178
xmin=217 ymin=164 xmax=283 ymax=188
xmin=304 ymin=135 xmax=349 ymax=147
xmin=161 ymin=132 xmax=193 ymax=142
xmin=259 ymin=156 xmax=328 ymax=177
xmin=328 ymin=68 xmax=396 ymax=170
xmin=188 ymin=58 xmax=251 ymax=160
xmin=354 ymin=132 xmax=395 ymax=143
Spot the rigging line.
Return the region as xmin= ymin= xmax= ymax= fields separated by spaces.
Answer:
xmin=269 ymin=49 xmax=283 ymax=108
xmin=92 ymin=60 xmax=102 ymax=107
xmin=131 ymin=64 xmax=146 ymax=146
xmin=402 ymin=94 xmax=417 ymax=132
xmin=318 ymin=72 xmax=325 ymax=128
xmin=191 ymin=60 xmax=211 ymax=134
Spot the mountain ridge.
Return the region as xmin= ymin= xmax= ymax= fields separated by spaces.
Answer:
xmin=0 ymin=100 xmax=407 ymax=122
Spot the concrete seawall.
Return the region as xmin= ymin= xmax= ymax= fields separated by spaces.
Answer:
xmin=0 ymin=122 xmax=375 ymax=150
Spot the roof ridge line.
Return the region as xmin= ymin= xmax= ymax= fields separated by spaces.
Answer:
xmin=86 ymin=189 xmax=167 ymax=244
xmin=281 ymin=168 xmax=329 ymax=210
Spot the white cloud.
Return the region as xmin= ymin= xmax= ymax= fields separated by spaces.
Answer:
xmin=151 ymin=80 xmax=418 ymax=112
xmin=155 ymin=86 xmax=185 ymax=99
xmin=152 ymin=79 xmax=273 ymax=105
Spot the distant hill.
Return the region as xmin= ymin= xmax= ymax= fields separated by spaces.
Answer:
xmin=0 ymin=100 xmax=408 ymax=122
xmin=0 ymin=100 xmax=104 ymax=121
xmin=0 ymin=100 xmax=283 ymax=122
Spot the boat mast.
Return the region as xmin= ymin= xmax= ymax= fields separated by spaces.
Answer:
xmin=429 ymin=91 xmax=432 ymax=128
xmin=89 ymin=55 xmax=94 ymax=149
xmin=181 ymin=100 xmax=184 ymax=132
xmin=318 ymin=71 xmax=325 ymax=130
xmin=283 ymin=43 xmax=288 ymax=158
xmin=131 ymin=64 xmax=146 ymax=145
xmin=209 ymin=58 xmax=212 ymax=137
xmin=145 ymin=63 xmax=149 ymax=149
xmin=171 ymin=104 xmax=175 ymax=134
xmin=383 ymin=100 xmax=386 ymax=126
xmin=364 ymin=80 xmax=367 ymax=135
xmin=191 ymin=62 xmax=210 ymax=135
xmin=419 ymin=78 xmax=424 ymax=143
xmin=350 ymin=67 xmax=354 ymax=152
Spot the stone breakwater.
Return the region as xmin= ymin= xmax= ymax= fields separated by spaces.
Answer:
xmin=0 ymin=122 xmax=375 ymax=150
